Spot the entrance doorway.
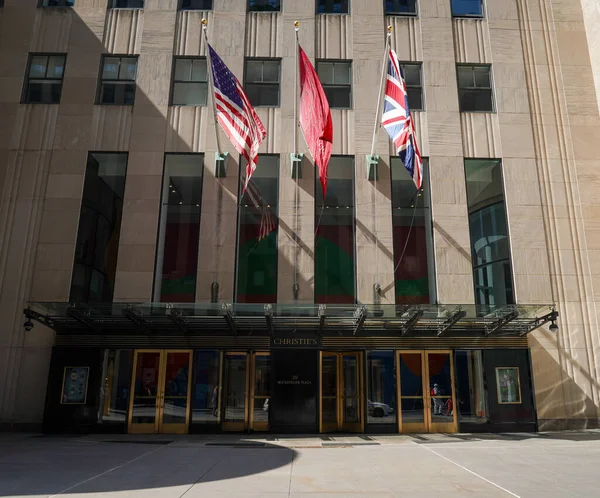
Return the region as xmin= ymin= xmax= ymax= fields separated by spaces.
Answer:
xmin=320 ymin=352 xmax=364 ymax=432
xmin=128 ymin=350 xmax=192 ymax=434
xmin=222 ymin=352 xmax=271 ymax=432
xmin=396 ymin=350 xmax=457 ymax=433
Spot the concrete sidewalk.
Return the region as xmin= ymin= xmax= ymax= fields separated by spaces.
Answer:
xmin=1 ymin=431 xmax=600 ymax=497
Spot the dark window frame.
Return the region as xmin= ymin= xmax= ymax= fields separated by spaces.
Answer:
xmin=451 ymin=0 xmax=485 ymax=19
xmin=456 ymin=63 xmax=495 ymax=113
xmin=316 ymin=0 xmax=350 ymax=15
xmin=170 ymin=56 xmax=208 ymax=107
xmin=97 ymin=54 xmax=138 ymax=106
xmin=22 ymin=52 xmax=67 ymax=105
xmin=384 ymin=0 xmax=418 ymax=16
xmin=399 ymin=61 xmax=424 ymax=111
xmin=40 ymin=0 xmax=75 ymax=7
xmin=180 ymin=0 xmax=213 ymax=9
xmin=247 ymin=0 xmax=281 ymax=12
xmin=244 ymin=58 xmax=282 ymax=108
xmin=109 ymin=0 xmax=145 ymax=9
xmin=316 ymin=59 xmax=353 ymax=110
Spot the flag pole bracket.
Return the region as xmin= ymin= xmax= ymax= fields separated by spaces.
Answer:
xmin=215 ymin=152 xmax=229 ymax=178
xmin=290 ymin=153 xmax=303 ymax=179
xmin=366 ymin=155 xmax=379 ymax=181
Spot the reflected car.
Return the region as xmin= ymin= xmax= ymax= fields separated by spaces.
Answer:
xmin=367 ymin=400 xmax=394 ymax=417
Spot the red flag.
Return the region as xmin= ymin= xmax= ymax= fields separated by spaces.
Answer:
xmin=298 ymin=45 xmax=333 ymax=198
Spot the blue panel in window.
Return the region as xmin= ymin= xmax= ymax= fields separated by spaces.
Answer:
xmin=451 ymin=0 xmax=483 ymax=17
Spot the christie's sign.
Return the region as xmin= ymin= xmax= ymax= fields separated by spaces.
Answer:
xmin=271 ymin=337 xmax=319 ymax=347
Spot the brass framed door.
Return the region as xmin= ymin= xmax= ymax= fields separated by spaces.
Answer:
xmin=249 ymin=352 xmax=271 ymax=432
xmin=128 ymin=350 xmax=192 ymax=434
xmin=319 ymin=352 xmax=364 ymax=433
xmin=396 ymin=350 xmax=457 ymax=434
xmin=222 ymin=352 xmax=249 ymax=431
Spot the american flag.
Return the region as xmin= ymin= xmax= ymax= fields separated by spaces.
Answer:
xmin=244 ymin=180 xmax=277 ymax=241
xmin=208 ymin=44 xmax=266 ymax=192
xmin=381 ymin=49 xmax=423 ymax=190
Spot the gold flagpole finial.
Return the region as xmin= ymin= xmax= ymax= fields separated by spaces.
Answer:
xmin=387 ymin=25 xmax=393 ymax=34
xmin=294 ymin=20 xmax=300 ymax=31
xmin=202 ymin=18 xmax=208 ymax=29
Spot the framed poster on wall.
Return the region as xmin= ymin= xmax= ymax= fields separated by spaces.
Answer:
xmin=495 ymin=367 xmax=521 ymax=404
xmin=61 ymin=366 xmax=89 ymax=404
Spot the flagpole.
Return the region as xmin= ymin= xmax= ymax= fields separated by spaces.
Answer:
xmin=202 ymin=18 xmax=223 ymax=158
xmin=370 ymin=26 xmax=392 ymax=159
xmin=294 ymin=21 xmax=300 ymax=157
xmin=293 ymin=21 xmax=300 ymax=299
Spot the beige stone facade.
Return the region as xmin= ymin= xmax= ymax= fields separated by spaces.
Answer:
xmin=0 ymin=0 xmax=599 ymax=430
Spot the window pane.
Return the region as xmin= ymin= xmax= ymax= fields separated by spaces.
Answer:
xmin=474 ymin=66 xmax=491 ymax=88
xmin=324 ymin=86 xmax=351 ymax=109
xmin=406 ymin=88 xmax=422 ymax=111
xmin=454 ymin=351 xmax=488 ymax=424
xmin=29 ymin=56 xmax=48 ymax=78
xmin=367 ymin=351 xmax=397 ymax=425
xmin=100 ymin=82 xmax=136 ymax=105
xmin=102 ymin=57 xmax=120 ymax=80
xmin=246 ymin=61 xmax=262 ymax=83
xmin=457 ymin=66 xmax=473 ymax=88
xmin=333 ymin=63 xmax=351 ymax=85
xmin=44 ymin=0 xmax=76 ymax=6
xmin=182 ymin=0 xmax=213 ymax=9
xmin=317 ymin=62 xmax=334 ymax=85
xmin=248 ymin=0 xmax=280 ymax=11
xmin=70 ymin=153 xmax=128 ymax=304
xmin=452 ymin=0 xmax=483 ymax=16
xmin=47 ymin=56 xmax=65 ymax=79
xmin=459 ymin=88 xmax=493 ymax=112
xmin=155 ymin=154 xmax=204 ymax=303
xmin=255 ymin=83 xmax=279 ymax=106
xmin=262 ymin=60 xmax=279 ymax=82
xmin=192 ymin=351 xmax=221 ymax=423
xmin=315 ymin=157 xmax=355 ymax=304
xmin=237 ymin=156 xmax=279 ymax=304
xmin=174 ymin=58 xmax=192 ymax=81
xmin=191 ymin=59 xmax=208 ymax=82
xmin=399 ymin=353 xmax=423 ymax=397
xmin=98 ymin=349 xmax=133 ymax=424
xmin=112 ymin=0 xmax=144 ymax=7
xmin=401 ymin=64 xmax=421 ymax=86
xmin=317 ymin=0 xmax=349 ymax=14
xmin=119 ymin=58 xmax=137 ymax=80
xmin=385 ymin=0 xmax=417 ymax=14
xmin=173 ymin=82 xmax=208 ymax=106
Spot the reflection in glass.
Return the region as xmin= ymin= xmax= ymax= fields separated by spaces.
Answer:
xmin=455 ymin=350 xmax=488 ymax=423
xmin=367 ymin=351 xmax=396 ymax=425
xmin=399 ymin=353 xmax=424 ymax=428
xmin=131 ymin=352 xmax=160 ymax=424
xmin=70 ymin=153 xmax=127 ymax=303
xmin=321 ymin=355 xmax=338 ymax=426
xmin=316 ymin=157 xmax=355 ymax=304
xmin=252 ymin=355 xmax=271 ymax=428
xmin=162 ymin=352 xmax=190 ymax=424
xmin=223 ymin=355 xmax=247 ymax=423
xmin=465 ymin=159 xmax=514 ymax=309
xmin=192 ymin=351 xmax=220 ymax=423
xmin=428 ymin=353 xmax=453 ymax=422
xmin=401 ymin=398 xmax=424 ymax=424
xmin=343 ymin=355 xmax=358 ymax=423
xmin=391 ymin=158 xmax=434 ymax=304
xmin=98 ymin=349 xmax=133 ymax=424
xmin=236 ymin=157 xmax=279 ymax=303
xmin=154 ymin=154 xmax=204 ymax=302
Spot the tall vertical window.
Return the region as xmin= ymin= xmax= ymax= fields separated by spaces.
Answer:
xmin=451 ymin=0 xmax=484 ymax=17
xmin=23 ymin=54 xmax=66 ymax=104
xmin=391 ymin=158 xmax=435 ymax=304
xmin=317 ymin=0 xmax=349 ymax=14
xmin=98 ymin=55 xmax=138 ymax=105
xmin=367 ymin=351 xmax=397 ymax=426
xmin=385 ymin=0 xmax=417 ymax=14
xmin=465 ymin=159 xmax=514 ymax=309
xmin=98 ymin=349 xmax=133 ymax=425
xmin=400 ymin=63 xmax=423 ymax=111
xmin=248 ymin=0 xmax=280 ymax=12
xmin=316 ymin=60 xmax=352 ymax=109
xmin=154 ymin=154 xmax=204 ymax=303
xmin=454 ymin=350 xmax=488 ymax=425
xmin=70 ymin=153 xmax=128 ymax=303
xmin=171 ymin=57 xmax=208 ymax=106
xmin=315 ymin=157 xmax=355 ymax=304
xmin=192 ymin=351 xmax=221 ymax=424
xmin=236 ymin=156 xmax=279 ymax=303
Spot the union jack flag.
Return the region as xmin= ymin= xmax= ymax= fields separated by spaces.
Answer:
xmin=381 ymin=49 xmax=423 ymax=190
xmin=208 ymin=44 xmax=267 ymax=193
xmin=244 ymin=180 xmax=277 ymax=241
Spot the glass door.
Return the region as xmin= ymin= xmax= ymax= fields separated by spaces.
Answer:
xmin=249 ymin=352 xmax=271 ymax=431
xmin=129 ymin=350 xmax=192 ymax=434
xmin=396 ymin=351 xmax=427 ymax=433
xmin=395 ymin=350 xmax=458 ymax=433
xmin=320 ymin=352 xmax=364 ymax=433
xmin=222 ymin=353 xmax=249 ymax=431
xmin=426 ymin=351 xmax=457 ymax=433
